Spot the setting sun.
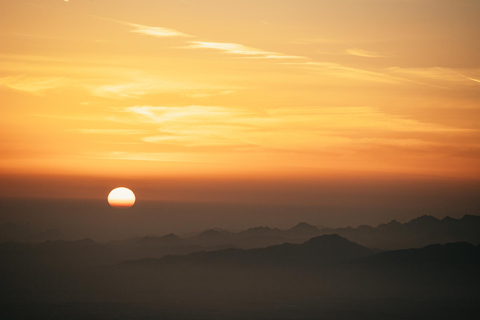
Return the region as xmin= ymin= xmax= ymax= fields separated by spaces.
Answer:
xmin=107 ymin=187 xmax=136 ymax=208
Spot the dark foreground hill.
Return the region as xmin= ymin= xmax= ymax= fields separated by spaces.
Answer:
xmin=2 ymin=233 xmax=480 ymax=319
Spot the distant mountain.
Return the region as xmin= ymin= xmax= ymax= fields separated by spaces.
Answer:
xmin=135 ymin=233 xmax=182 ymax=247
xmin=113 ymin=214 xmax=480 ymax=252
xmin=287 ymin=222 xmax=320 ymax=238
xmin=0 ymin=222 xmax=65 ymax=243
xmin=128 ymin=234 xmax=373 ymax=268
xmin=318 ymin=214 xmax=480 ymax=250
xmin=362 ymin=241 xmax=480 ymax=266
xmin=0 ymin=235 xmax=235 ymax=269
xmin=2 ymin=227 xmax=480 ymax=318
xmin=3 ymin=214 xmax=479 ymax=255
xmin=188 ymin=229 xmax=235 ymax=247
xmin=2 ymin=214 xmax=480 ymax=319
xmin=178 ymin=214 xmax=480 ymax=251
xmin=237 ymin=226 xmax=283 ymax=238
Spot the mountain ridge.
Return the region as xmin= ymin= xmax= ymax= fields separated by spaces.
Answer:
xmin=123 ymin=234 xmax=374 ymax=268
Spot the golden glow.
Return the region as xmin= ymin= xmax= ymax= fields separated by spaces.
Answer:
xmin=1 ymin=0 xmax=479 ymax=186
xmin=107 ymin=187 xmax=136 ymax=208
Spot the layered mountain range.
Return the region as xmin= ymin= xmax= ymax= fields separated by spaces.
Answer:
xmin=1 ymin=215 xmax=479 ymax=268
xmin=2 ymin=214 xmax=480 ymax=319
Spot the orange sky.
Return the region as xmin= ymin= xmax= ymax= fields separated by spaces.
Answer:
xmin=1 ymin=0 xmax=480 ymax=199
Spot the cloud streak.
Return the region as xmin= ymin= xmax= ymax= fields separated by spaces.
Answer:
xmin=90 ymin=76 xmax=237 ymax=99
xmin=388 ymin=67 xmax=480 ymax=87
xmin=125 ymin=105 xmax=249 ymax=123
xmin=127 ymin=23 xmax=191 ymax=38
xmin=345 ymin=48 xmax=394 ymax=58
xmin=72 ymin=129 xmax=146 ymax=135
xmin=186 ymin=41 xmax=303 ymax=59
xmin=0 ymin=75 xmax=67 ymax=94
xmin=113 ymin=105 xmax=471 ymax=153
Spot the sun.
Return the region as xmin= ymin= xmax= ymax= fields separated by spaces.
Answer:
xmin=108 ymin=187 xmax=136 ymax=208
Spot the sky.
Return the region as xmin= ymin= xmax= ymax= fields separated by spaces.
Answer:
xmin=1 ymin=0 xmax=480 ymax=205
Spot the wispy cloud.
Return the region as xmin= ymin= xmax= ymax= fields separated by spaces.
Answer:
xmin=88 ymin=14 xmax=191 ymax=38
xmin=466 ymin=77 xmax=480 ymax=84
xmin=265 ymin=107 xmax=470 ymax=133
xmin=285 ymin=61 xmax=403 ymax=84
xmin=142 ymin=133 xmax=235 ymax=147
xmin=345 ymin=48 xmax=394 ymax=58
xmin=184 ymin=90 xmax=235 ymax=99
xmin=73 ymin=129 xmax=146 ymax=135
xmin=127 ymin=23 xmax=191 ymax=38
xmin=114 ymin=105 xmax=470 ymax=152
xmin=90 ymin=76 xmax=237 ymax=99
xmin=95 ymin=16 xmax=303 ymax=62
xmin=292 ymin=37 xmax=347 ymax=45
xmin=125 ymin=105 xmax=249 ymax=123
xmin=0 ymin=71 xmax=237 ymax=100
xmin=31 ymin=114 xmax=105 ymax=122
xmin=388 ymin=67 xmax=480 ymax=87
xmin=187 ymin=41 xmax=303 ymax=59
xmin=0 ymin=75 xmax=67 ymax=94
xmin=89 ymin=151 xmax=202 ymax=163
xmin=281 ymin=61 xmax=449 ymax=88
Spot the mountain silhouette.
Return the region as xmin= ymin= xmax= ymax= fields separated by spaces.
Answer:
xmin=128 ymin=234 xmax=373 ymax=268
xmin=0 ymin=222 xmax=65 ymax=243
xmin=172 ymin=215 xmax=480 ymax=251
xmin=2 ymin=220 xmax=480 ymax=320
xmin=135 ymin=233 xmax=182 ymax=247
xmin=318 ymin=214 xmax=480 ymax=250
xmin=188 ymin=229 xmax=234 ymax=247
xmin=287 ymin=222 xmax=320 ymax=238
xmin=237 ymin=226 xmax=283 ymax=238
xmin=360 ymin=241 xmax=480 ymax=267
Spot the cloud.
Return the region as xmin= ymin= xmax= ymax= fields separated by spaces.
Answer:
xmin=0 ymin=75 xmax=67 ymax=94
xmin=31 ymin=114 xmax=105 ymax=122
xmin=264 ymin=107 xmax=470 ymax=134
xmin=121 ymin=105 xmax=255 ymax=147
xmin=464 ymin=77 xmax=480 ymax=84
xmin=114 ymin=105 xmax=471 ymax=152
xmin=127 ymin=23 xmax=191 ymax=38
xmin=0 ymin=72 xmax=237 ymax=100
xmin=90 ymin=76 xmax=237 ymax=99
xmin=285 ymin=61 xmax=403 ymax=84
xmin=187 ymin=41 xmax=303 ymax=59
xmin=388 ymin=67 xmax=457 ymax=80
xmin=388 ymin=67 xmax=480 ymax=87
xmin=281 ymin=61 xmax=447 ymax=88
xmin=73 ymin=129 xmax=146 ymax=135
xmin=292 ymin=37 xmax=347 ymax=45
xmin=142 ymin=133 xmax=235 ymax=147
xmin=88 ymin=151 xmax=201 ymax=163
xmin=345 ymin=48 xmax=394 ymax=58
xmin=100 ymin=17 xmax=302 ymax=61
xmin=88 ymin=15 xmax=191 ymax=38
xmin=125 ymin=105 xmax=248 ymax=123
xmin=184 ymin=90 xmax=235 ymax=98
